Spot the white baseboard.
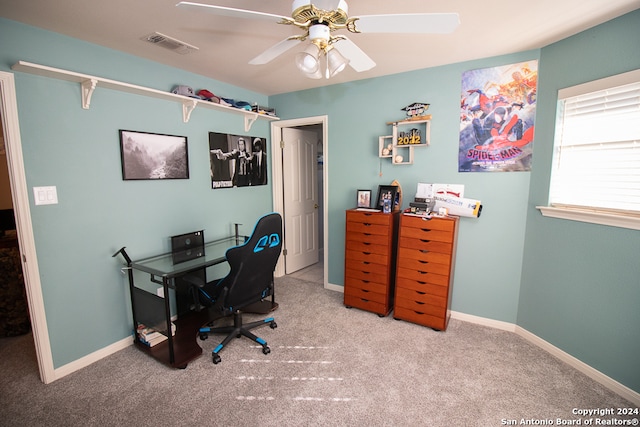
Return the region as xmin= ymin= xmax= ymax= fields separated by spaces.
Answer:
xmin=450 ymin=310 xmax=516 ymax=332
xmin=53 ymin=336 xmax=133 ymax=381
xmin=514 ymin=326 xmax=640 ymax=406
xmin=325 ymin=281 xmax=344 ymax=293
xmin=450 ymin=310 xmax=640 ymax=406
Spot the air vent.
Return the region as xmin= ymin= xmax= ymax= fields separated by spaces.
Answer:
xmin=141 ymin=32 xmax=199 ymax=55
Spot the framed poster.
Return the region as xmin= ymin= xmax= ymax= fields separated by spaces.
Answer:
xmin=209 ymin=132 xmax=267 ymax=189
xmin=459 ymin=60 xmax=538 ymax=172
xmin=119 ymin=130 xmax=189 ymax=180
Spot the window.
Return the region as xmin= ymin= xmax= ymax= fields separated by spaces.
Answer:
xmin=538 ymin=69 xmax=640 ymax=230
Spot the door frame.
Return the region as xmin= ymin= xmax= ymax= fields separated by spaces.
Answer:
xmin=1 ymin=71 xmax=55 ymax=383
xmin=270 ymin=115 xmax=328 ymax=287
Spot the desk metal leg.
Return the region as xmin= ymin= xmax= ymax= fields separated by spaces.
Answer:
xmin=163 ymin=277 xmax=175 ymax=365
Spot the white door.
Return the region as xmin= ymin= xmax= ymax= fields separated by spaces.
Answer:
xmin=282 ymin=127 xmax=318 ymax=273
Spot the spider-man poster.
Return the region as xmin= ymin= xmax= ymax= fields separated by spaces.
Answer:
xmin=459 ymin=60 xmax=538 ymax=172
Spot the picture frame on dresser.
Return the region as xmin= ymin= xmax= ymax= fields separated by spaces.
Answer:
xmin=375 ymin=185 xmax=398 ymax=213
xmin=356 ymin=189 xmax=372 ymax=208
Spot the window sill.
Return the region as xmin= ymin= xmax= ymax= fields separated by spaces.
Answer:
xmin=536 ymin=206 xmax=640 ymax=230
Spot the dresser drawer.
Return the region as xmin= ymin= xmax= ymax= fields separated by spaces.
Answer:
xmin=344 ymin=270 xmax=390 ymax=286
xmin=344 ymin=283 xmax=387 ymax=303
xmin=395 ymin=258 xmax=450 ymax=276
xmin=397 ymin=236 xmax=452 ymax=254
xmin=345 ymin=275 xmax=387 ymax=293
xmin=395 ymin=287 xmax=447 ymax=308
xmin=346 ymin=232 xmax=390 ymax=246
xmin=396 ymin=267 xmax=449 ymax=287
xmin=346 ymin=221 xmax=390 ymax=236
xmin=344 ymin=293 xmax=388 ymax=316
xmin=397 ymin=246 xmax=451 ymax=264
xmin=400 ymin=215 xmax=455 ymax=232
xmin=346 ymin=239 xmax=390 ymax=256
xmin=345 ymin=261 xmax=389 ymax=276
xmin=346 ymin=210 xmax=394 ymax=226
xmin=399 ymin=226 xmax=454 ymax=244
xmin=395 ymin=276 xmax=448 ymax=297
xmin=345 ymin=249 xmax=389 ymax=265
xmin=393 ymin=305 xmax=448 ymax=330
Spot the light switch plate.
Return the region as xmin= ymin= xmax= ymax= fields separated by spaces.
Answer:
xmin=33 ymin=186 xmax=58 ymax=205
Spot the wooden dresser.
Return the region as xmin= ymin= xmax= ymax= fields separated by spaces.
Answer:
xmin=394 ymin=214 xmax=459 ymax=330
xmin=344 ymin=209 xmax=398 ymax=316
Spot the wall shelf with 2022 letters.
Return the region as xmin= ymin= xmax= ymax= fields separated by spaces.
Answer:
xmin=378 ymin=117 xmax=431 ymax=165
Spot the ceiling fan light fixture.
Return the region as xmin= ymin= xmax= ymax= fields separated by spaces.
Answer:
xmin=295 ymin=44 xmax=320 ymax=74
xmin=326 ymin=47 xmax=349 ymax=78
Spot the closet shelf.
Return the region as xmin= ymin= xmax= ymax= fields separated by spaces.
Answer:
xmin=11 ymin=61 xmax=278 ymax=131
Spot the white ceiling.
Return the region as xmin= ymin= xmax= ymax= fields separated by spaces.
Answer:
xmin=1 ymin=0 xmax=639 ymax=95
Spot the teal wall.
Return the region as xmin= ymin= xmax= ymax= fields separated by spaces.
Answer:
xmin=518 ymin=10 xmax=640 ymax=393
xmin=1 ymin=18 xmax=274 ymax=368
xmin=271 ymin=10 xmax=640 ymax=394
xmin=271 ymin=51 xmax=538 ymax=324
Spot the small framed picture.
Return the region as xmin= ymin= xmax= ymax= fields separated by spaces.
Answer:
xmin=119 ymin=130 xmax=189 ymax=180
xmin=376 ymin=185 xmax=399 ymax=213
xmin=356 ymin=189 xmax=372 ymax=208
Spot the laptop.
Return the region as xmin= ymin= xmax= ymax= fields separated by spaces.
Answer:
xmin=170 ymin=230 xmax=205 ymax=264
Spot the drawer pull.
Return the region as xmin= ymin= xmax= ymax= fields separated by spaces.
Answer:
xmin=418 ymin=260 xmax=429 ymax=264
xmin=363 ymin=242 xmax=371 ymax=246
xmin=414 ymin=311 xmax=425 ymax=315
xmin=363 ymin=261 xmax=370 ymax=265
xmin=418 ymin=271 xmax=427 ymax=275
xmin=363 ymin=252 xmax=371 ymax=255
xmin=361 ymin=299 xmax=370 ymax=303
xmin=364 ymin=232 xmax=372 ymax=236
xmin=418 ymin=281 xmax=426 ymax=284
xmin=361 ymin=280 xmax=370 ymax=284
xmin=420 ymin=228 xmax=432 ymax=232
xmin=420 ymin=239 xmax=431 ymax=243
xmin=416 ymin=291 xmax=426 ymax=296
xmin=363 ymin=223 xmax=372 ymax=226
xmin=420 ymin=249 xmax=430 ymax=253
xmin=415 ymin=301 xmax=425 ymax=305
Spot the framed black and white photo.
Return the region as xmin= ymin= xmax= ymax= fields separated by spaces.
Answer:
xmin=376 ymin=185 xmax=398 ymax=213
xmin=119 ymin=130 xmax=189 ymax=180
xmin=357 ymin=189 xmax=371 ymax=208
xmin=209 ymin=132 xmax=267 ymax=189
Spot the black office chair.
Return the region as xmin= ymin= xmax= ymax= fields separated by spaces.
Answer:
xmin=194 ymin=212 xmax=282 ymax=364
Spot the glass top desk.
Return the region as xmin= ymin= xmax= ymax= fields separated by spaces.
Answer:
xmin=121 ymin=234 xmax=275 ymax=369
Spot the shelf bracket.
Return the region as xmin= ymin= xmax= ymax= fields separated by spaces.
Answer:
xmin=182 ymin=99 xmax=198 ymax=123
xmin=244 ymin=114 xmax=257 ymax=132
xmin=80 ymin=78 xmax=98 ymax=109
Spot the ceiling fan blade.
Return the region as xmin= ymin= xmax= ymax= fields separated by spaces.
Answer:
xmin=249 ymin=38 xmax=302 ymax=65
xmin=332 ymin=37 xmax=375 ymax=72
xmin=176 ymin=2 xmax=291 ymax=23
xmin=355 ymin=13 xmax=460 ymax=34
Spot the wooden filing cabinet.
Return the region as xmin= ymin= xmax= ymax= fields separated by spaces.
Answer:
xmin=394 ymin=215 xmax=459 ymax=331
xmin=344 ymin=209 xmax=399 ymax=316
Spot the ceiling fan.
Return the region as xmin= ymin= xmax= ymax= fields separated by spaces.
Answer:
xmin=176 ymin=1 xmax=460 ymax=79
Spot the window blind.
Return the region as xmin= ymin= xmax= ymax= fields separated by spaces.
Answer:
xmin=549 ymin=79 xmax=640 ymax=214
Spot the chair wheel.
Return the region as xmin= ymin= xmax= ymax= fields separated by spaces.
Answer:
xmin=269 ymin=321 xmax=277 ymax=329
xmin=212 ymin=354 xmax=221 ymax=364
xmin=199 ymin=333 xmax=208 ymax=340
xmin=262 ymin=346 xmax=270 ymax=355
